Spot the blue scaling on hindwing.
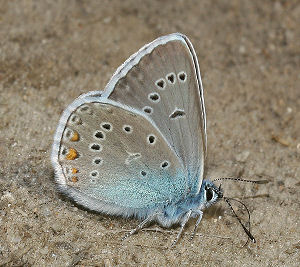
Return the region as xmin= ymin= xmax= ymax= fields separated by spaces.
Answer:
xmin=82 ymin=169 xmax=187 ymax=210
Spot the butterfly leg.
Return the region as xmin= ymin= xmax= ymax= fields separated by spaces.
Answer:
xmin=190 ymin=210 xmax=203 ymax=240
xmin=122 ymin=214 xmax=157 ymax=241
xmin=171 ymin=210 xmax=192 ymax=247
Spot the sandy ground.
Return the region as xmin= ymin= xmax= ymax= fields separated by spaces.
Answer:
xmin=0 ymin=0 xmax=299 ymax=266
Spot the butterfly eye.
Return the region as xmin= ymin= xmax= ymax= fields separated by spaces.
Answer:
xmin=206 ymin=187 xmax=214 ymax=202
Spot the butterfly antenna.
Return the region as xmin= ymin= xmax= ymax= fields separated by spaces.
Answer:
xmin=223 ymin=197 xmax=256 ymax=243
xmin=212 ymin=177 xmax=269 ymax=184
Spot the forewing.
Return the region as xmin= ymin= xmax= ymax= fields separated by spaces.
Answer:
xmin=52 ymin=97 xmax=186 ymax=215
xmin=106 ymin=33 xmax=206 ymax=194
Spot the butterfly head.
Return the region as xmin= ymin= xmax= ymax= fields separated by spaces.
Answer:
xmin=201 ymin=180 xmax=223 ymax=208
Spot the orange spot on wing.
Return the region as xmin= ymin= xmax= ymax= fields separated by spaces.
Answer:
xmin=72 ymin=168 xmax=78 ymax=174
xmin=71 ymin=176 xmax=78 ymax=183
xmin=66 ymin=148 xmax=78 ymax=160
xmin=70 ymin=131 xmax=79 ymax=141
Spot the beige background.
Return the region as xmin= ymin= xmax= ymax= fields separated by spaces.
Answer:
xmin=0 ymin=0 xmax=299 ymax=266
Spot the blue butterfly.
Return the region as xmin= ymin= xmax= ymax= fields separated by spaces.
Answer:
xmin=52 ymin=33 xmax=261 ymax=246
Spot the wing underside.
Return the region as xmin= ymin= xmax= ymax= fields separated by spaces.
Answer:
xmin=52 ymin=33 xmax=206 ymax=216
xmin=107 ymin=33 xmax=206 ymax=194
xmin=53 ymin=98 xmax=186 ymax=215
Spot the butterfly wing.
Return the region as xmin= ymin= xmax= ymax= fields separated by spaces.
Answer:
xmin=105 ymin=33 xmax=206 ymax=195
xmin=52 ymin=95 xmax=186 ymax=218
xmin=52 ymin=33 xmax=206 ymax=218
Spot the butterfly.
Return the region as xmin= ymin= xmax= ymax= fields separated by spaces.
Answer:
xmin=51 ymin=33 xmax=229 ymax=246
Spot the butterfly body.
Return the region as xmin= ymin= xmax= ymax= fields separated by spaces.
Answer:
xmin=153 ymin=180 xmax=222 ymax=228
xmin=52 ymin=33 xmax=223 ymax=244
